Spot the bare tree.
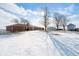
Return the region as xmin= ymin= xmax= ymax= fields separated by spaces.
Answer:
xmin=40 ymin=7 xmax=50 ymax=31
xmin=20 ymin=18 xmax=30 ymax=25
xmin=60 ymin=15 xmax=69 ymax=31
xmin=20 ymin=18 xmax=30 ymax=30
xmin=53 ymin=12 xmax=69 ymax=30
xmin=13 ymin=19 xmax=19 ymax=24
xmin=53 ymin=12 xmax=62 ymax=30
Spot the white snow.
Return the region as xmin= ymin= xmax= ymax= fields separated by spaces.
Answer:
xmin=0 ymin=30 xmax=60 ymax=56
xmin=0 ymin=30 xmax=79 ymax=56
xmin=49 ymin=31 xmax=79 ymax=56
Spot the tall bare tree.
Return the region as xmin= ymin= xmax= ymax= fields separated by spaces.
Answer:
xmin=53 ymin=12 xmax=69 ymax=30
xmin=60 ymin=15 xmax=69 ymax=31
xmin=53 ymin=12 xmax=62 ymax=30
xmin=40 ymin=7 xmax=50 ymax=31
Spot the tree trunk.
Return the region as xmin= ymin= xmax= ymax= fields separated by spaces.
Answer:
xmin=44 ymin=9 xmax=47 ymax=32
xmin=44 ymin=24 xmax=47 ymax=31
xmin=56 ymin=24 xmax=59 ymax=30
xmin=63 ymin=25 xmax=65 ymax=31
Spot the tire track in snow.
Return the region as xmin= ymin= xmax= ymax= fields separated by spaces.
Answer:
xmin=48 ymin=32 xmax=79 ymax=56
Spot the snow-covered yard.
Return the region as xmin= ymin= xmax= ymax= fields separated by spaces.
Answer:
xmin=0 ymin=30 xmax=60 ymax=56
xmin=0 ymin=30 xmax=79 ymax=56
xmin=49 ymin=31 xmax=79 ymax=56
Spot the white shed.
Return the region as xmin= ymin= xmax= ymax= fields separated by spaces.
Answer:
xmin=67 ymin=23 xmax=76 ymax=31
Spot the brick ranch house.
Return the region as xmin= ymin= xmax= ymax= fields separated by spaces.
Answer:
xmin=6 ymin=24 xmax=44 ymax=32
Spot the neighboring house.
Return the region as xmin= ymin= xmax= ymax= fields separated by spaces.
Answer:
xmin=67 ymin=23 xmax=76 ymax=31
xmin=6 ymin=24 xmax=44 ymax=32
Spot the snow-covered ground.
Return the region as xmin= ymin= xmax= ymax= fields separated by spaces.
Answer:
xmin=0 ymin=30 xmax=60 ymax=56
xmin=0 ymin=30 xmax=79 ymax=56
xmin=49 ymin=31 xmax=79 ymax=56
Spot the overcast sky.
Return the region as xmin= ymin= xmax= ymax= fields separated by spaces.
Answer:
xmin=0 ymin=3 xmax=79 ymax=29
